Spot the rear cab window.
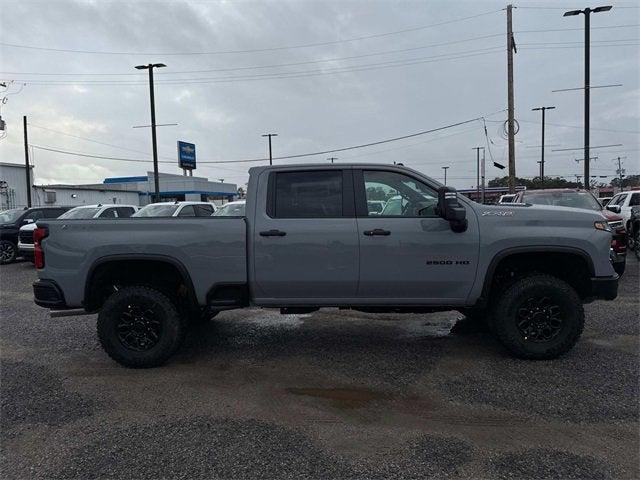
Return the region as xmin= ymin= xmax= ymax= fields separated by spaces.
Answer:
xmin=268 ymin=170 xmax=346 ymax=218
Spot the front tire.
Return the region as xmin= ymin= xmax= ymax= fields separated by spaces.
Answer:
xmin=492 ymin=274 xmax=584 ymax=360
xmin=0 ymin=240 xmax=17 ymax=265
xmin=97 ymin=286 xmax=186 ymax=368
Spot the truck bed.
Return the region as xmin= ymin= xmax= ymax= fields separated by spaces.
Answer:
xmin=38 ymin=217 xmax=247 ymax=307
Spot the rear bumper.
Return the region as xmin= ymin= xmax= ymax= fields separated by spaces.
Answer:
xmin=33 ymin=279 xmax=68 ymax=309
xmin=589 ymin=275 xmax=618 ymax=301
xmin=18 ymin=241 xmax=34 ymax=253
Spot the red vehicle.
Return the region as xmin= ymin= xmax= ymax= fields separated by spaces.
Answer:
xmin=514 ymin=189 xmax=627 ymax=276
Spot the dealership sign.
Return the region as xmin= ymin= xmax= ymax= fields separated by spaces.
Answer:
xmin=177 ymin=141 xmax=196 ymax=170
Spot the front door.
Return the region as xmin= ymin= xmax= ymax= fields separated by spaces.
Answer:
xmin=355 ymin=168 xmax=479 ymax=303
xmin=253 ymin=168 xmax=359 ymax=301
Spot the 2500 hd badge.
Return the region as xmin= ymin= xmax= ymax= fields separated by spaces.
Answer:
xmin=426 ymin=260 xmax=471 ymax=265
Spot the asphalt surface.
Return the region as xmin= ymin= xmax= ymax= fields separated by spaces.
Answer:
xmin=1 ymin=257 xmax=638 ymax=479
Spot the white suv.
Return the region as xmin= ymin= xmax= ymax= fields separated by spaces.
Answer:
xmin=133 ymin=201 xmax=216 ymax=217
xmin=607 ymin=190 xmax=640 ymax=231
xmin=18 ymin=204 xmax=138 ymax=258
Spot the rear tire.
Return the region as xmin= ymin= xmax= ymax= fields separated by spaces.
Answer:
xmin=0 ymin=240 xmax=17 ymax=265
xmin=492 ymin=274 xmax=584 ymax=360
xmin=97 ymin=286 xmax=186 ymax=368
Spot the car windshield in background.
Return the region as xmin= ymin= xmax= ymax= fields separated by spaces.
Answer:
xmin=134 ymin=205 xmax=180 ymax=217
xmin=524 ymin=191 xmax=602 ymax=211
xmin=214 ymin=203 xmax=245 ymax=216
xmin=0 ymin=209 xmax=24 ymax=224
xmin=58 ymin=208 xmax=101 ymax=219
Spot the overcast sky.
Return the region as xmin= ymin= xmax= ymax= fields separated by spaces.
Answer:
xmin=0 ymin=0 xmax=638 ymax=190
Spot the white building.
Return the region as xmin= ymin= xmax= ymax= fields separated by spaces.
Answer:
xmin=1 ymin=162 xmax=237 ymax=209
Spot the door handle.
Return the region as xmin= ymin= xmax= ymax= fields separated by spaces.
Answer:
xmin=363 ymin=228 xmax=391 ymax=236
xmin=259 ymin=229 xmax=287 ymax=237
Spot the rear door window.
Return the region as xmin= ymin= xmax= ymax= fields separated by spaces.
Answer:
xmin=629 ymin=193 xmax=640 ymax=207
xmin=178 ymin=205 xmax=196 ymax=217
xmin=98 ymin=208 xmax=117 ymax=218
xmin=272 ymin=170 xmax=343 ymax=218
xmin=195 ymin=204 xmax=214 ymax=216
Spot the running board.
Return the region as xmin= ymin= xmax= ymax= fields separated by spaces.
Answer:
xmin=50 ymin=309 xmax=93 ymax=318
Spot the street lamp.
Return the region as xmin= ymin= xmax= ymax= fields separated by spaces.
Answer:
xmin=531 ymin=106 xmax=555 ymax=185
xmin=563 ymin=5 xmax=612 ymax=190
xmin=135 ymin=63 xmax=166 ymax=202
xmin=262 ymin=133 xmax=278 ymax=165
xmin=441 ymin=166 xmax=449 ymax=185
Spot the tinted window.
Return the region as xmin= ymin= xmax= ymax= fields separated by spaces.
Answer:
xmin=629 ymin=193 xmax=640 ymax=206
xmin=42 ymin=209 xmax=65 ymax=218
xmin=364 ymin=170 xmax=438 ymax=217
xmin=615 ymin=194 xmax=628 ymax=206
xmin=178 ymin=205 xmax=196 ymax=217
xmin=195 ymin=204 xmax=214 ymax=216
xmin=116 ymin=207 xmax=135 ymax=218
xmin=59 ymin=207 xmax=101 ymax=219
xmin=98 ymin=208 xmax=117 ymax=218
xmin=25 ymin=210 xmax=44 ymax=221
xmin=274 ymin=171 xmax=342 ymax=218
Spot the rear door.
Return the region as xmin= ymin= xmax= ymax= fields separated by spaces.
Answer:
xmin=252 ymin=168 xmax=359 ymax=300
xmin=354 ymin=168 xmax=479 ymax=303
xmin=116 ymin=207 xmax=136 ymax=218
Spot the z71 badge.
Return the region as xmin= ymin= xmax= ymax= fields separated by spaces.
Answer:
xmin=482 ymin=211 xmax=514 ymax=216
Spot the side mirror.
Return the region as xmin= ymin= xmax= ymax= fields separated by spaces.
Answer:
xmin=436 ymin=186 xmax=467 ymax=232
xmin=606 ymin=204 xmax=621 ymax=214
xmin=22 ymin=218 xmax=34 ymax=225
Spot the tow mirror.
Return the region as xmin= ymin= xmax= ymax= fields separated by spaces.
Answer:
xmin=436 ymin=186 xmax=467 ymax=233
xmin=606 ymin=204 xmax=621 ymax=214
xmin=22 ymin=218 xmax=34 ymax=225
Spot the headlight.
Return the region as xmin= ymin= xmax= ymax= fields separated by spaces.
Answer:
xmin=594 ymin=221 xmax=612 ymax=232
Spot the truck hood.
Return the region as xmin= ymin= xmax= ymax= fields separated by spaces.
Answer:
xmin=471 ymin=203 xmax=606 ymax=225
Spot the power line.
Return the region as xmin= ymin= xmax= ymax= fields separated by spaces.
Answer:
xmin=29 ymin=112 xmax=500 ymax=166
xmin=0 ymin=9 xmax=502 ymax=56
xmin=12 ymin=48 xmax=506 ymax=86
xmin=515 ymin=23 xmax=639 ymax=33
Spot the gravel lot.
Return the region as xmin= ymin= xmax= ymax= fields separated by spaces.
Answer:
xmin=1 ymin=257 xmax=638 ymax=479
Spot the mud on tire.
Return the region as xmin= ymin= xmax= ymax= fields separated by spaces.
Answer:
xmin=97 ymin=285 xmax=186 ymax=368
xmin=492 ymin=274 xmax=584 ymax=360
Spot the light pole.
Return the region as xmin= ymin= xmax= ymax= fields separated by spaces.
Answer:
xmin=135 ymin=63 xmax=166 ymax=202
xmin=328 ymin=157 xmax=338 ymax=164
xmin=441 ymin=166 xmax=449 ymax=185
xmin=563 ymin=5 xmax=612 ymax=190
xmin=531 ymin=106 xmax=555 ymax=185
xmin=262 ymin=133 xmax=278 ymax=165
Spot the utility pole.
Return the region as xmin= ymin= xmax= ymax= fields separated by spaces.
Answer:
xmin=473 ymin=147 xmax=484 ymax=201
xmin=563 ymin=5 xmax=612 ymax=190
xmin=531 ymin=106 xmax=555 ymax=185
xmin=328 ymin=157 xmax=338 ymax=164
xmin=613 ymin=156 xmax=626 ymax=188
xmin=537 ymin=161 xmax=542 ymax=181
xmin=23 ymin=116 xmax=31 ymax=207
xmin=135 ymin=63 xmax=166 ymax=202
xmin=262 ymin=133 xmax=278 ymax=165
xmin=506 ymin=4 xmax=517 ymax=193
xmin=481 ymin=149 xmax=486 ymax=204
xmin=441 ymin=166 xmax=449 ymax=185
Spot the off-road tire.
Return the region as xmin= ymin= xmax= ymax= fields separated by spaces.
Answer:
xmin=492 ymin=274 xmax=584 ymax=360
xmin=97 ymin=286 xmax=186 ymax=368
xmin=0 ymin=240 xmax=17 ymax=265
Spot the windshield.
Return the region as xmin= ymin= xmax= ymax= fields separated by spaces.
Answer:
xmin=214 ymin=203 xmax=245 ymax=216
xmin=524 ymin=191 xmax=602 ymax=211
xmin=58 ymin=207 xmax=101 ymax=219
xmin=0 ymin=209 xmax=24 ymax=224
xmin=133 ymin=204 xmax=179 ymax=217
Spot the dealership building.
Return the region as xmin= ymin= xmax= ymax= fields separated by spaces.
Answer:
xmin=0 ymin=162 xmax=237 ymax=209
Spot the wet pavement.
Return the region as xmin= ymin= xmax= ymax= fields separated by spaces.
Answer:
xmin=1 ymin=257 xmax=638 ymax=479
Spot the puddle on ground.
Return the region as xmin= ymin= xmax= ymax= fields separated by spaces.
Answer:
xmin=287 ymin=387 xmax=391 ymax=409
xmin=243 ymin=309 xmax=308 ymax=328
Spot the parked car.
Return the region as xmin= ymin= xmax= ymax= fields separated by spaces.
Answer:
xmin=213 ymin=200 xmax=246 ymax=217
xmin=0 ymin=206 xmax=72 ymax=264
xmin=33 ymin=164 xmax=618 ymax=368
xmin=18 ymin=204 xmax=138 ymax=261
xmin=498 ymin=194 xmax=517 ymax=204
xmin=514 ymin=189 xmax=627 ymax=276
xmin=606 ymin=190 xmax=640 ymax=233
xmin=133 ymin=201 xmax=216 ymax=217
xmin=628 ymin=206 xmax=640 ymax=253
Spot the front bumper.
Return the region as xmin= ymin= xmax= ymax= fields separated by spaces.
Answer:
xmin=588 ymin=275 xmax=619 ymax=301
xmin=33 ymin=279 xmax=68 ymax=309
xmin=18 ymin=241 xmax=34 ymax=255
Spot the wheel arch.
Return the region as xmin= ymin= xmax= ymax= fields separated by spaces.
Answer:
xmin=84 ymin=254 xmax=198 ymax=312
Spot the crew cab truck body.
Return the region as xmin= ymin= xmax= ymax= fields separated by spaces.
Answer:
xmin=33 ymin=164 xmax=618 ymax=367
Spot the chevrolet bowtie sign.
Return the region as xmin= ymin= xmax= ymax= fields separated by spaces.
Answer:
xmin=177 ymin=141 xmax=196 ymax=170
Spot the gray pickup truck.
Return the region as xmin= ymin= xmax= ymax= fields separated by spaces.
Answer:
xmin=32 ymin=164 xmax=618 ymax=367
